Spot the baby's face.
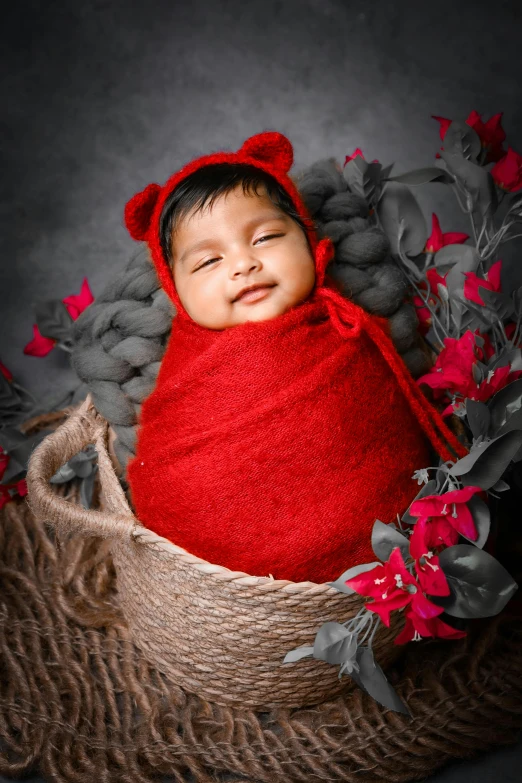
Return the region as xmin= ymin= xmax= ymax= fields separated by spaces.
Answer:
xmin=170 ymin=184 xmax=316 ymax=329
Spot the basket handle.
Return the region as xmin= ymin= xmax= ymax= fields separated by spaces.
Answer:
xmin=26 ymin=395 xmax=139 ymax=541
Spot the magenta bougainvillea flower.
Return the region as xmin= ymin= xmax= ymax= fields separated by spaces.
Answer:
xmin=394 ymin=608 xmax=467 ymax=645
xmin=23 ymin=325 xmax=57 ymax=357
xmin=345 ymin=548 xmax=444 ymax=628
xmin=432 ymin=110 xmax=507 ymax=164
xmin=23 ymin=278 xmax=94 ymax=357
xmin=409 ymin=519 xmax=451 ymax=596
xmin=425 ymin=213 xmax=469 ymax=254
xmin=491 ymin=147 xmax=522 ymax=192
xmin=417 ymin=330 xmax=522 ymax=415
xmin=409 ymin=486 xmax=482 ymax=542
xmin=463 ymin=259 xmax=502 ymax=306
xmin=0 ymin=479 xmax=27 ymax=511
xmin=62 ymin=277 xmax=95 ymax=320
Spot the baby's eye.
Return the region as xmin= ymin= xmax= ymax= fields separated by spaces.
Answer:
xmin=196 ymin=257 xmax=220 ymax=270
xmin=256 ymin=233 xmax=284 ymax=244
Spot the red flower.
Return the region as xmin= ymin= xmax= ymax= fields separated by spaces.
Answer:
xmin=463 ymin=259 xmax=502 ymax=305
xmin=345 ymin=547 xmax=444 ymax=627
xmin=425 ymin=213 xmax=469 ymax=253
xmin=394 ymin=608 xmax=467 ymax=644
xmin=23 ymin=278 xmax=94 ymax=357
xmin=343 ymin=148 xmax=379 ymax=166
xmin=410 ymin=486 xmax=482 ymax=541
xmin=17 ymin=479 xmax=28 ymax=498
xmin=409 ymin=518 xmax=451 ymax=596
xmin=0 ymin=360 xmax=13 ymax=382
xmin=62 ymin=277 xmax=94 ymax=321
xmin=491 ymin=147 xmax=522 ymax=193
xmin=417 ymin=330 xmax=521 ymax=415
xmin=23 ymin=325 xmax=56 ymax=357
xmin=432 ymin=111 xmax=506 ymax=164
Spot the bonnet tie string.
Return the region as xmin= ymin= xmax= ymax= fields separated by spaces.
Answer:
xmin=317 ymin=286 xmax=468 ymax=464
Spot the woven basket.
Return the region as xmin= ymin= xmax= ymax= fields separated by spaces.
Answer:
xmin=26 ymin=394 xmax=403 ymax=711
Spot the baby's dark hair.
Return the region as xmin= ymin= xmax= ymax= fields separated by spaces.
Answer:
xmin=159 ymin=162 xmax=314 ymax=264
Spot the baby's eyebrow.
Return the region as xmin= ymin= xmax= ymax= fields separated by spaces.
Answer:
xmin=178 ymin=211 xmax=285 ymax=266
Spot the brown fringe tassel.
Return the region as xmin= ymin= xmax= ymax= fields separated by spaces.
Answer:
xmin=1 ymin=414 xmax=521 ymax=783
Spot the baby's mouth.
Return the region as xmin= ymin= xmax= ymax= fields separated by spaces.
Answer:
xmin=234 ymin=284 xmax=276 ymax=303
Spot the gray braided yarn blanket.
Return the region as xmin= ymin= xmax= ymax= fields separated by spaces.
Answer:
xmin=72 ymin=157 xmax=429 ymax=471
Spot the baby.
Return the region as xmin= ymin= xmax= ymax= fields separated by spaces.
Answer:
xmin=125 ymin=131 xmax=466 ymax=584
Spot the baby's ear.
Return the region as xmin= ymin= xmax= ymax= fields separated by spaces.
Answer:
xmin=124 ymin=183 xmax=161 ymax=241
xmin=238 ymin=132 xmax=293 ymax=173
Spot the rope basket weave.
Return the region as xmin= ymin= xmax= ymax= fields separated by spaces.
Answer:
xmin=26 ymin=395 xmax=404 ymax=711
xmin=3 ymin=412 xmax=522 ymax=782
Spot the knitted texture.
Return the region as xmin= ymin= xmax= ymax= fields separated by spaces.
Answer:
xmin=126 ymin=131 xmax=467 ymax=584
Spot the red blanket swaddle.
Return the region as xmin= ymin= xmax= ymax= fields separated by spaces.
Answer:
xmin=125 ymin=132 xmax=468 ymax=584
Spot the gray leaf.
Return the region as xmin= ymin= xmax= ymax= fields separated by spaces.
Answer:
xmin=439 ymin=150 xmax=498 ymax=226
xmin=377 ymin=182 xmax=427 ymax=257
xmin=313 ymin=623 xmax=358 ymax=666
xmin=441 ymin=121 xmax=482 ymax=161
xmin=490 ymin=479 xmax=510 ymax=492
xmin=450 ymin=430 xmax=522 ymax=490
xmin=283 ymin=645 xmax=314 ymax=664
xmin=349 ymin=647 xmax=411 ymax=716
xmin=432 ymin=544 xmax=518 ymax=618
xmin=488 ymin=377 xmax=522 ymax=435
xmin=385 ymin=166 xmax=454 ymax=186
xmin=35 ymin=300 xmax=74 ymax=342
xmin=402 ymin=480 xmax=438 ymax=525
xmin=463 ymin=494 xmax=491 ymax=549
xmin=326 ymin=562 xmax=381 ymax=595
xmin=371 ymin=520 xmax=410 ymax=562
xmin=50 ymin=463 xmax=77 ymax=484
xmin=466 ymin=399 xmax=491 ymax=440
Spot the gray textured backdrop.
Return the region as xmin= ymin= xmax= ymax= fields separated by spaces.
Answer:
xmin=1 ymin=0 xmax=522 ymax=780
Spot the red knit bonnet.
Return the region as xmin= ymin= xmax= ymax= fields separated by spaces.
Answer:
xmin=123 ymin=131 xmax=335 ymax=324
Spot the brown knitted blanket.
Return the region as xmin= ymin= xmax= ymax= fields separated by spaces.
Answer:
xmin=1 ymin=425 xmax=522 ymax=782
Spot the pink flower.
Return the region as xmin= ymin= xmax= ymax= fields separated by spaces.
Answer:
xmin=343 ymin=148 xmax=379 ymax=166
xmin=23 ymin=325 xmax=56 ymax=357
xmin=463 ymin=259 xmax=502 ymax=305
xmin=394 ymin=609 xmax=467 ymax=645
xmin=432 ymin=111 xmax=507 ymax=164
xmin=23 ymin=278 xmax=94 ymax=357
xmin=491 ymin=147 xmax=522 ymax=193
xmin=409 ymin=519 xmax=451 ymax=596
xmin=417 ymin=330 xmax=521 ymax=415
xmin=345 ymin=548 xmax=444 ymax=627
xmin=62 ymin=277 xmax=94 ymax=321
xmin=0 ymin=360 xmax=13 ymax=382
xmin=425 ymin=214 xmax=469 ymax=253
xmin=410 ymin=486 xmax=482 ymax=541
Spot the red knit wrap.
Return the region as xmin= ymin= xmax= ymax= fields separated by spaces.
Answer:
xmin=125 ymin=131 xmax=468 ymax=584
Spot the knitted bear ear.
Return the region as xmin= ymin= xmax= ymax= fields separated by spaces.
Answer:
xmin=124 ymin=183 xmax=162 ymax=241
xmin=238 ymin=132 xmax=293 ymax=173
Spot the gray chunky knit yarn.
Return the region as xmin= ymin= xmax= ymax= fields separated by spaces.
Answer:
xmin=72 ymin=158 xmax=429 ymax=470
